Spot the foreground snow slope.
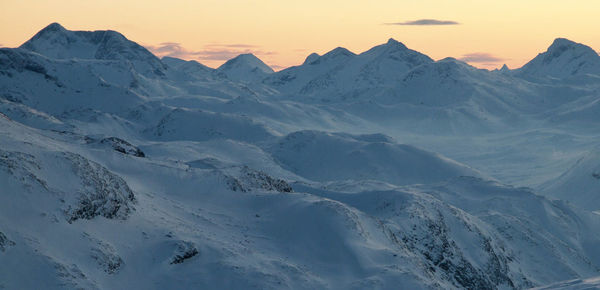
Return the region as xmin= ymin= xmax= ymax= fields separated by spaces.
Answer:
xmin=3 ymin=116 xmax=600 ymax=289
xmin=3 ymin=23 xmax=600 ymax=289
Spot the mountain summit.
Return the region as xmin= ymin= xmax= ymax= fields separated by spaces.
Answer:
xmin=518 ymin=38 xmax=600 ymax=78
xmin=217 ymin=53 xmax=274 ymax=82
xmin=263 ymin=38 xmax=433 ymax=99
xmin=20 ymin=22 xmax=166 ymax=76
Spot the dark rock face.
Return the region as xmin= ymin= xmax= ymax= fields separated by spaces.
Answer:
xmin=395 ymin=208 xmax=522 ymax=289
xmin=0 ymin=150 xmax=49 ymax=190
xmin=0 ymin=231 xmax=16 ymax=252
xmin=91 ymin=246 xmax=123 ymax=274
xmin=65 ymin=152 xmax=135 ymax=222
xmin=97 ymin=137 xmax=145 ymax=157
xmin=227 ymin=166 xmax=293 ymax=193
xmin=170 ymin=242 xmax=199 ymax=265
xmin=0 ymin=149 xmax=135 ymax=222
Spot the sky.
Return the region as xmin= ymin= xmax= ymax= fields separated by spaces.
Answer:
xmin=1 ymin=0 xmax=599 ymax=70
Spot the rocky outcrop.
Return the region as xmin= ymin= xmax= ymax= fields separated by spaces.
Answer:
xmin=91 ymin=245 xmax=123 ymax=274
xmin=170 ymin=241 xmax=199 ymax=265
xmin=86 ymin=136 xmax=145 ymax=157
xmin=65 ymin=152 xmax=136 ymax=222
xmin=226 ymin=166 xmax=293 ymax=193
xmin=0 ymin=231 xmax=15 ymax=252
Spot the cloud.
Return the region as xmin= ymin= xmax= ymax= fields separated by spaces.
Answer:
xmin=458 ymin=52 xmax=505 ymax=63
xmin=385 ymin=19 xmax=460 ymax=26
xmin=145 ymin=42 xmax=276 ymax=62
xmin=145 ymin=42 xmax=192 ymax=58
xmin=204 ymin=43 xmax=257 ymax=48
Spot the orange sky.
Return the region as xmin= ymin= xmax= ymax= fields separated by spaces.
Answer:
xmin=1 ymin=0 xmax=599 ymax=70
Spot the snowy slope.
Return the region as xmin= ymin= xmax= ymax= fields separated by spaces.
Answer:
xmin=540 ymin=147 xmax=600 ymax=211
xmin=147 ymin=107 xmax=278 ymax=143
xmin=268 ymin=130 xmax=483 ymax=185
xmin=533 ymin=276 xmax=600 ymax=289
xmin=0 ymin=47 xmax=145 ymax=115
xmin=3 ymin=115 xmax=600 ymax=289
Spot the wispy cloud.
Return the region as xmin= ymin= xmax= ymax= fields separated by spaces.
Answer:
xmin=204 ymin=43 xmax=257 ymax=49
xmin=145 ymin=42 xmax=191 ymax=58
xmin=145 ymin=42 xmax=276 ymax=62
xmin=458 ymin=52 xmax=505 ymax=63
xmin=385 ymin=19 xmax=460 ymax=26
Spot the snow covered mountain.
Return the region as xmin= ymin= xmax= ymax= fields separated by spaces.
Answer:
xmin=3 ymin=23 xmax=600 ymax=289
xmin=517 ymin=38 xmax=600 ymax=79
xmin=161 ymin=56 xmax=214 ymax=80
xmin=21 ymin=22 xmax=167 ymax=77
xmin=264 ymin=38 xmax=433 ymax=100
xmin=217 ymin=53 xmax=274 ymax=82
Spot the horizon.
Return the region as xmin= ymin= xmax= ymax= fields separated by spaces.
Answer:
xmin=1 ymin=0 xmax=599 ymax=70
xmin=4 ymin=21 xmax=600 ymax=72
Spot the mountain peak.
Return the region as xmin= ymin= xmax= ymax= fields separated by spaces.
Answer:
xmin=217 ymin=53 xmax=273 ymax=81
xmin=19 ymin=22 xmax=166 ymax=76
xmin=549 ymin=38 xmax=578 ymax=48
xmin=546 ymin=38 xmax=595 ymax=58
xmin=303 ymin=52 xmax=320 ymax=65
xmin=23 ymin=22 xmax=69 ymax=46
xmin=385 ymin=38 xmax=407 ymax=49
xmin=236 ymin=53 xmax=257 ymax=59
xmin=518 ymin=37 xmax=600 ymax=78
xmin=322 ymin=47 xmax=356 ymax=59
xmin=40 ymin=22 xmax=67 ymax=34
xmin=219 ymin=53 xmax=274 ymax=74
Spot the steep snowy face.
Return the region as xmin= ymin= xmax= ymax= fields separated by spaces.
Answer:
xmin=418 ymin=177 xmax=600 ymax=286
xmin=518 ymin=38 xmax=600 ymax=79
xmin=216 ymin=53 xmax=273 ymax=82
xmin=268 ymin=130 xmax=482 ymax=185
xmin=20 ymin=22 xmax=167 ymax=77
xmin=0 ymin=48 xmax=145 ymax=115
